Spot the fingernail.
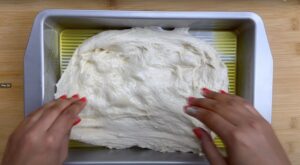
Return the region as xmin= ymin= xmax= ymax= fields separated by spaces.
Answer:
xmin=193 ymin=128 xmax=202 ymax=139
xmin=72 ymin=94 xmax=79 ymax=99
xmin=201 ymin=88 xmax=211 ymax=95
xmin=79 ymin=97 xmax=87 ymax=102
xmin=187 ymin=97 xmax=196 ymax=105
xmin=220 ymin=90 xmax=227 ymax=94
xmin=59 ymin=95 xmax=67 ymax=99
xmin=184 ymin=107 xmax=198 ymax=115
xmin=73 ymin=117 xmax=81 ymax=126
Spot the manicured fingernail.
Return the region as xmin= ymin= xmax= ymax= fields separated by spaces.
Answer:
xmin=79 ymin=97 xmax=87 ymax=102
xmin=220 ymin=90 xmax=227 ymax=94
xmin=184 ymin=107 xmax=198 ymax=115
xmin=73 ymin=117 xmax=81 ymax=126
xmin=187 ymin=97 xmax=196 ymax=105
xmin=72 ymin=94 xmax=79 ymax=99
xmin=193 ymin=128 xmax=202 ymax=139
xmin=201 ymin=88 xmax=211 ymax=95
xmin=59 ymin=95 xmax=67 ymax=99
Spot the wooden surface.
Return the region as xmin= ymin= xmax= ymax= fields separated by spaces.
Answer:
xmin=0 ymin=0 xmax=300 ymax=164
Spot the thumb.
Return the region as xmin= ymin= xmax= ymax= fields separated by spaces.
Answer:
xmin=193 ymin=128 xmax=227 ymax=165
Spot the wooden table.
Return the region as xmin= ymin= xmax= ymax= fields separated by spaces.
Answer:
xmin=0 ymin=0 xmax=300 ymax=164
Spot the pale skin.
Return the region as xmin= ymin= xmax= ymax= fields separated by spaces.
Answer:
xmin=2 ymin=89 xmax=290 ymax=165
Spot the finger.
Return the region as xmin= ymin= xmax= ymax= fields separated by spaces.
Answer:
xmin=33 ymin=94 xmax=80 ymax=131
xmin=202 ymin=88 xmax=245 ymax=106
xmin=184 ymin=106 xmax=234 ymax=142
xmin=24 ymin=95 xmax=68 ymax=130
xmin=48 ymin=97 xmax=87 ymax=140
xmin=224 ymin=92 xmax=263 ymax=119
xmin=193 ymin=128 xmax=227 ymax=165
xmin=244 ymin=102 xmax=262 ymax=117
xmin=187 ymin=97 xmax=248 ymax=126
xmin=11 ymin=95 xmax=68 ymax=136
xmin=201 ymin=88 xmax=228 ymax=101
xmin=218 ymin=91 xmax=263 ymax=120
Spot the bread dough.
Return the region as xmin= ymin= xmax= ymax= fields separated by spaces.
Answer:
xmin=55 ymin=27 xmax=228 ymax=153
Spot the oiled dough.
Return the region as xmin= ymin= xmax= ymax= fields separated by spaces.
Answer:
xmin=55 ymin=27 xmax=228 ymax=153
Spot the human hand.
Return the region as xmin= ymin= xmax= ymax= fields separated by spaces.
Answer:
xmin=1 ymin=95 xmax=87 ymax=165
xmin=184 ymin=88 xmax=290 ymax=165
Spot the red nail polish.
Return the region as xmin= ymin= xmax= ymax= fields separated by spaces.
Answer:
xmin=187 ymin=97 xmax=195 ymax=105
xmin=79 ymin=97 xmax=87 ymax=102
xmin=72 ymin=94 xmax=79 ymax=99
xmin=73 ymin=117 xmax=81 ymax=126
xmin=59 ymin=95 xmax=67 ymax=99
xmin=193 ymin=128 xmax=202 ymax=139
xmin=201 ymin=88 xmax=211 ymax=95
xmin=220 ymin=90 xmax=227 ymax=94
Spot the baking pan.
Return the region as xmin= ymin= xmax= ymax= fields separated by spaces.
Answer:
xmin=24 ymin=10 xmax=273 ymax=165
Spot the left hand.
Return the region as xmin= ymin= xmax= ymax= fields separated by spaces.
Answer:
xmin=1 ymin=94 xmax=86 ymax=165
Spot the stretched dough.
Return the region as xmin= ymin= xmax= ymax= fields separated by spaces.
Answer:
xmin=55 ymin=27 xmax=228 ymax=153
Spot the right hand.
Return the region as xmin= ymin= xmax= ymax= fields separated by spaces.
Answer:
xmin=184 ymin=88 xmax=291 ymax=165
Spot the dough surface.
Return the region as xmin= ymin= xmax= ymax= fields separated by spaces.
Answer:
xmin=55 ymin=27 xmax=228 ymax=153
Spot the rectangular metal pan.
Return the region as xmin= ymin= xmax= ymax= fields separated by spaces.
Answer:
xmin=24 ymin=10 xmax=273 ymax=165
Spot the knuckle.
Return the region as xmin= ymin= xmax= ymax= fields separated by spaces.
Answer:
xmin=249 ymin=119 xmax=260 ymax=128
xmin=197 ymin=110 xmax=212 ymax=121
xmin=23 ymin=132 xmax=37 ymax=144
xmin=64 ymin=109 xmax=77 ymax=120
xmin=215 ymin=94 xmax=224 ymax=100
xmin=214 ymin=104 xmax=223 ymax=111
xmin=54 ymin=101 xmax=69 ymax=110
xmin=243 ymin=100 xmax=251 ymax=106
xmin=249 ymin=119 xmax=269 ymax=131
xmin=195 ymin=99 xmax=205 ymax=106
xmin=71 ymin=103 xmax=84 ymax=113
xmin=229 ymin=128 xmax=257 ymax=149
xmin=210 ymin=92 xmax=218 ymax=98
xmin=45 ymin=135 xmax=59 ymax=150
xmin=75 ymin=100 xmax=85 ymax=107
xmin=210 ymin=103 xmax=218 ymax=110
xmin=230 ymin=129 xmax=246 ymax=142
xmin=45 ymin=135 xmax=55 ymax=144
xmin=226 ymin=99 xmax=237 ymax=106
